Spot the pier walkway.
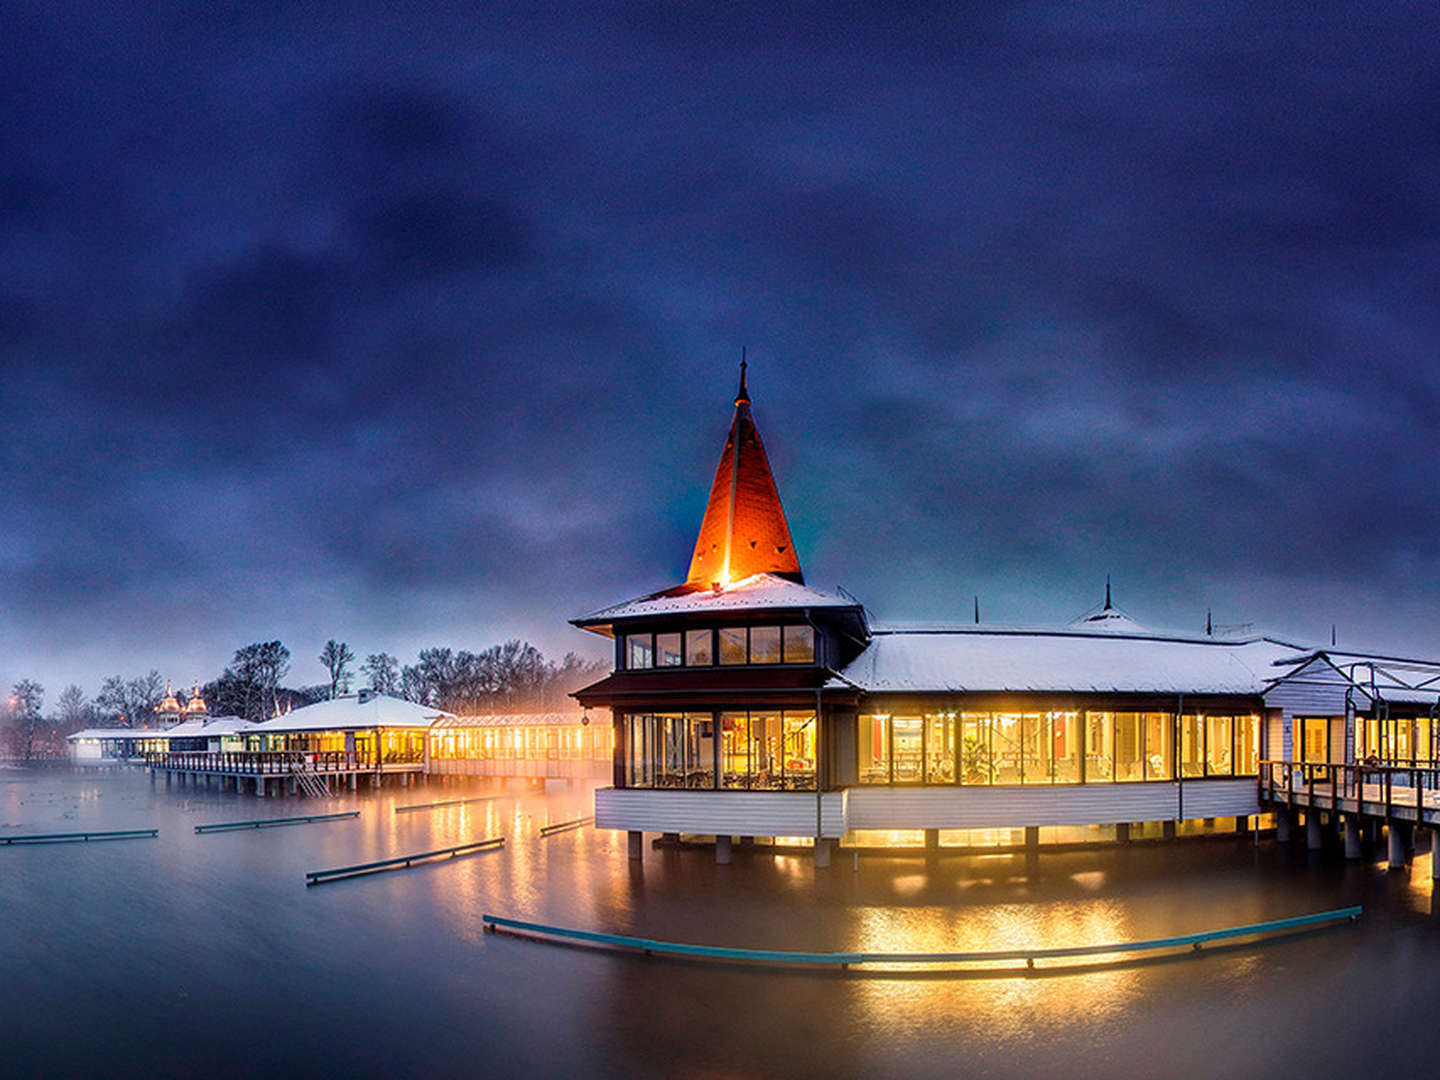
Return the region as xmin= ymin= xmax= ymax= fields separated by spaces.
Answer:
xmin=145 ymin=750 xmax=424 ymax=797
xmin=1260 ymin=760 xmax=1440 ymax=871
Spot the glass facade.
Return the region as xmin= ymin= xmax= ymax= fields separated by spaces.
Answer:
xmin=624 ymin=709 xmax=815 ymax=790
xmin=855 ymin=710 xmax=1261 ymax=785
xmin=621 ymin=625 xmax=818 ymax=668
xmin=1356 ymin=716 xmax=1433 ymax=765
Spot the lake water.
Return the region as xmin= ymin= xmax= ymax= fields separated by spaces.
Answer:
xmin=4 ymin=766 xmax=1439 ymax=1078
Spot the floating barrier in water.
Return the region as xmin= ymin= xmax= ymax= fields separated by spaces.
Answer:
xmin=196 ymin=811 xmax=360 ymax=834
xmin=394 ymin=795 xmax=511 ymax=814
xmin=538 ymin=816 xmax=592 ymax=838
xmin=482 ymin=905 xmax=1363 ymax=970
xmin=2 ymin=828 xmax=159 ymax=846
xmin=306 ymin=836 xmax=505 ymax=885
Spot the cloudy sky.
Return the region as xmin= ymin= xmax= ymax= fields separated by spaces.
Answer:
xmin=4 ymin=3 xmax=1439 ymax=697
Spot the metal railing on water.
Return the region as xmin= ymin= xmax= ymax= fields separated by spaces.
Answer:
xmin=482 ymin=906 xmax=1363 ymax=971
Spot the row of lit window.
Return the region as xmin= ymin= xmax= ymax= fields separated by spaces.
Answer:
xmin=858 ymin=711 xmax=1262 ymax=785
xmin=622 ymin=711 xmax=817 ymax=790
xmin=429 ymin=726 xmax=614 ymax=761
xmin=622 ymin=625 xmax=815 ymax=669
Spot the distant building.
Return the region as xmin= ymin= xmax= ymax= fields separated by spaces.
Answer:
xmin=573 ymin=365 xmax=1440 ymax=861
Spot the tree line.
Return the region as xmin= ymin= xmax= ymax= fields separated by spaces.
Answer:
xmin=2 ymin=638 xmax=606 ymax=756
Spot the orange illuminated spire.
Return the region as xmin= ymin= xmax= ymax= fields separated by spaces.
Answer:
xmin=686 ymin=357 xmax=803 ymax=587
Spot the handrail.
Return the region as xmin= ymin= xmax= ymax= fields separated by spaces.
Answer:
xmin=195 ymin=811 xmax=359 ymax=834
xmin=482 ymin=906 xmax=1363 ymax=969
xmin=306 ymin=836 xmax=505 ymax=885
xmin=2 ymin=828 xmax=158 ymax=845
xmin=538 ymin=816 xmax=592 ymax=837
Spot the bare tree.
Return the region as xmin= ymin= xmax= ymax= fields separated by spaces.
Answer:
xmin=361 ymin=652 xmax=399 ymax=695
xmin=56 ymin=684 xmax=94 ymax=733
xmin=95 ymin=670 xmax=165 ymax=727
xmin=318 ymin=640 xmax=356 ymax=699
xmin=9 ymin=680 xmax=44 ymax=760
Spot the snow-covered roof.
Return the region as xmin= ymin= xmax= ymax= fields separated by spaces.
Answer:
xmin=255 ymin=693 xmax=450 ymax=733
xmin=157 ymin=715 xmax=256 ymax=738
xmin=67 ymin=727 xmax=173 ymax=741
xmin=575 ymin=573 xmax=858 ymax=627
xmin=1067 ymin=602 xmax=1148 ymax=633
xmin=432 ymin=710 xmax=599 ymax=729
xmin=835 ymin=627 xmax=1310 ymax=695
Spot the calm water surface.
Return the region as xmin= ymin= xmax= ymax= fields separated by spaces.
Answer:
xmin=4 ymin=766 xmax=1438 ymax=1079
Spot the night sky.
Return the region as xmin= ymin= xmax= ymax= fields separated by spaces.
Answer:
xmin=4 ymin=3 xmax=1440 ymax=696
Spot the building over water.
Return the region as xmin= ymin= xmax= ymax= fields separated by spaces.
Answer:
xmin=573 ymin=365 xmax=1440 ymax=863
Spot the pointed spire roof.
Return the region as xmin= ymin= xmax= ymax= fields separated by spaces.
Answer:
xmin=686 ymin=360 xmax=803 ymax=587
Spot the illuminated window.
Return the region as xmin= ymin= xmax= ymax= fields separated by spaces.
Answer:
xmin=1179 ymin=715 xmax=1203 ymax=778
xmin=961 ymin=713 xmax=992 ymax=785
xmin=1206 ymin=715 xmax=1233 ymax=776
xmin=1022 ymin=713 xmax=1052 ymax=784
xmin=1086 ymin=712 xmax=1114 ymax=781
xmin=1115 ymin=713 xmax=1143 ymax=782
xmin=1052 ymin=712 xmax=1080 ymax=783
xmin=685 ymin=629 xmax=712 ymax=666
xmin=782 ymin=625 xmax=815 ymax=664
xmin=783 ymin=711 xmax=816 ymax=789
xmin=925 ymin=713 xmax=955 ymax=783
xmin=1300 ymin=717 xmax=1328 ymax=764
xmin=656 ymin=633 xmax=683 ymax=667
xmin=749 ymin=626 xmax=782 ymax=664
xmin=1144 ymin=713 xmax=1174 ymax=780
xmin=749 ymin=711 xmax=782 ymax=787
xmin=993 ymin=714 xmax=1022 ymax=784
xmin=721 ymin=712 xmax=749 ymax=787
xmin=719 ymin=627 xmax=747 ymax=665
xmin=625 ymin=634 xmax=653 ymax=669
xmin=657 ymin=714 xmax=686 ymax=786
xmin=858 ymin=714 xmax=890 ymax=784
xmin=1235 ymin=715 xmax=1259 ymax=775
xmin=891 ymin=716 xmax=923 ymax=783
xmin=685 ymin=713 xmax=715 ymax=788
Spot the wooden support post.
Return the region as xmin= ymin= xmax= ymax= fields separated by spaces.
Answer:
xmin=627 ymin=831 xmax=643 ymax=860
xmin=1024 ymin=826 xmax=1039 ymax=851
xmin=1388 ymin=822 xmax=1408 ymax=869
xmin=1163 ymin=820 xmax=1177 ymax=840
xmin=1237 ymin=815 xmax=1251 ymax=836
xmin=1116 ymin=822 xmax=1131 ymax=844
xmin=925 ymin=828 xmax=940 ymax=852
xmin=813 ymin=837 xmax=832 ymax=869
xmin=1344 ymin=816 xmax=1363 ymax=860
xmin=1307 ymin=812 xmax=1324 ymax=851
xmin=349 ymin=774 xmax=358 ymax=791
xmin=661 ymin=832 xmax=680 ymax=847
xmin=256 ymin=776 xmax=266 ymax=798
xmin=1275 ymin=809 xmax=1291 ymax=843
xmin=716 ymin=835 xmax=732 ymax=864
xmin=1431 ymin=828 xmax=1440 ymax=881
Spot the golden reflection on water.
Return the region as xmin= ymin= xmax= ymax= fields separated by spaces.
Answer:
xmin=848 ymin=898 xmax=1144 ymax=1027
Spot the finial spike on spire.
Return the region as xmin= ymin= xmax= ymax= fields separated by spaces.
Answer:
xmin=974 ymin=595 xmax=980 ymax=625
xmin=1104 ymin=574 xmax=1112 ymax=610
xmin=1206 ymin=608 xmax=1212 ymax=636
xmin=736 ymin=348 xmax=750 ymax=407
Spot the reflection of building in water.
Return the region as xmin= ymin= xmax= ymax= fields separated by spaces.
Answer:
xmin=573 ymin=363 xmax=1440 ymax=862
xmin=428 ymin=711 xmax=613 ymax=780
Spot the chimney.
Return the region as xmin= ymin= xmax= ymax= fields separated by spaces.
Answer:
xmin=358 ymin=688 xmax=376 ymax=704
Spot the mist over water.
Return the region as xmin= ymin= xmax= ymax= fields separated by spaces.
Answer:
xmin=4 ymin=767 xmax=1438 ymax=1079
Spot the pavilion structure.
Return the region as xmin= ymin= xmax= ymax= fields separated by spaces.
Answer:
xmin=572 ymin=365 xmax=1440 ymax=865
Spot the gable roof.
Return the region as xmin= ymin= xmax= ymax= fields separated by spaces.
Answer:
xmin=254 ymin=693 xmax=450 ymax=733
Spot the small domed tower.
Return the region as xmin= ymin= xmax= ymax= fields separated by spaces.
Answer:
xmin=184 ymin=680 xmax=209 ymax=721
xmin=156 ymin=680 xmax=183 ymax=727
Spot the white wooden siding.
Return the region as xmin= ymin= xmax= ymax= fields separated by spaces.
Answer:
xmin=595 ymin=788 xmax=848 ymax=838
xmin=1265 ymin=657 xmax=1358 ymax=715
xmin=1179 ymin=778 xmax=1260 ymax=818
xmin=846 ymin=784 xmax=1187 ymax=828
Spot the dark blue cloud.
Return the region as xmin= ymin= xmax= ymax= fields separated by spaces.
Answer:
xmin=4 ymin=0 xmax=1440 ymax=693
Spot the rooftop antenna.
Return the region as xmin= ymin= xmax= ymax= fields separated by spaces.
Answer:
xmin=1331 ymin=623 xmax=1337 ymax=647
xmin=974 ymin=595 xmax=980 ymax=625
xmin=1206 ymin=609 xmax=1213 ymax=636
